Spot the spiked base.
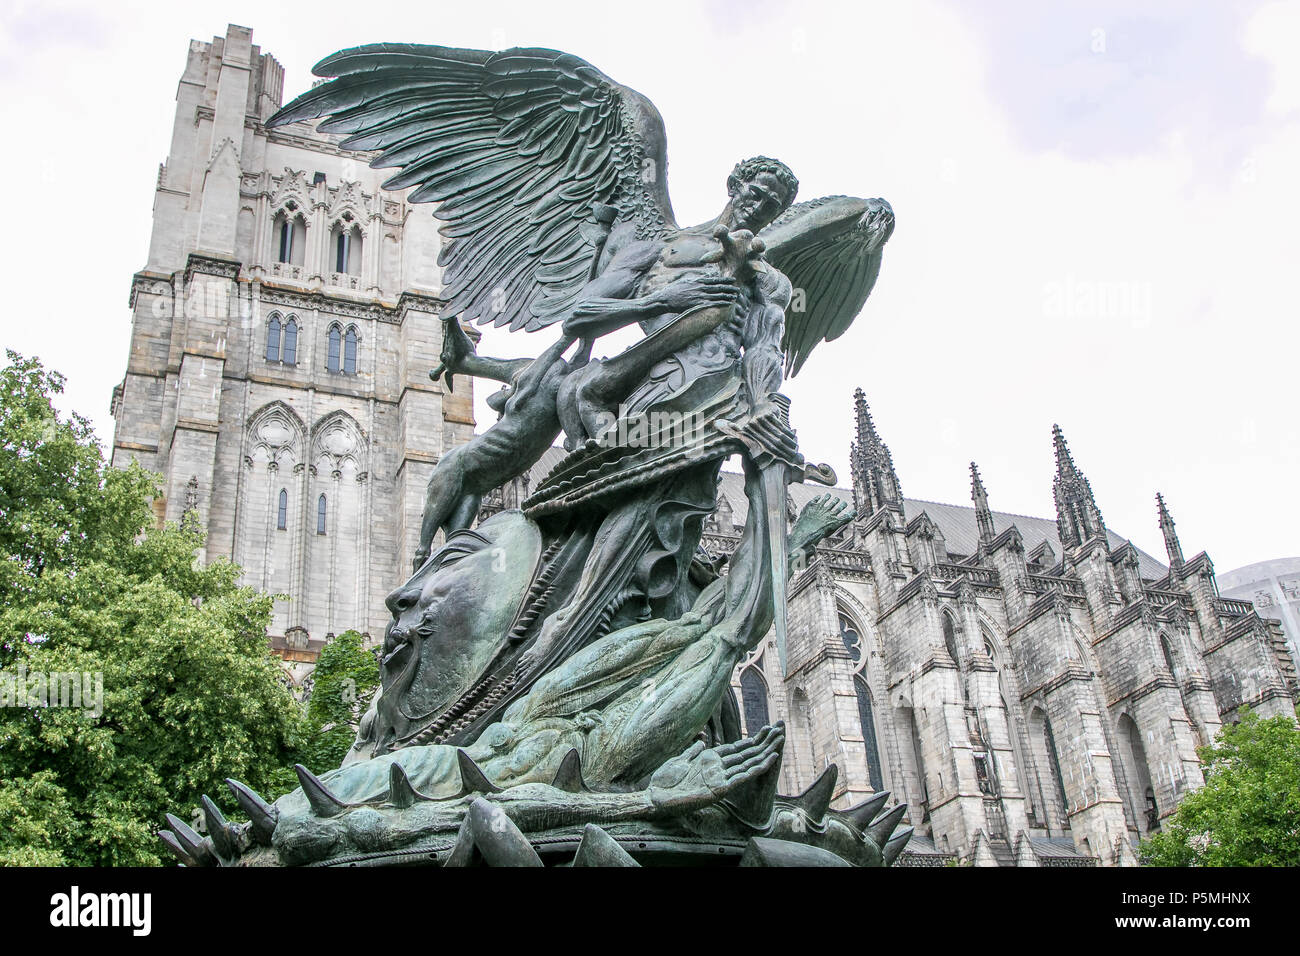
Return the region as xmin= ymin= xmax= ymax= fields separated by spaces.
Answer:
xmin=158 ymin=727 xmax=913 ymax=868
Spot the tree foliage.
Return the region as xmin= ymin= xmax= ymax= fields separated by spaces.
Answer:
xmin=297 ymin=629 xmax=379 ymax=773
xmin=0 ymin=352 xmax=303 ymax=865
xmin=1141 ymin=707 xmax=1300 ymax=867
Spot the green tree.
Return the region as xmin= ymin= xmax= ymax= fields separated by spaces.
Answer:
xmin=0 ymin=771 xmax=79 ymax=866
xmin=0 ymin=351 xmax=303 ymax=865
xmin=296 ymin=629 xmax=379 ymax=773
xmin=1141 ymin=708 xmax=1300 ymax=866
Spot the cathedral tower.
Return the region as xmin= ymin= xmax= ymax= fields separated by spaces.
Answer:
xmin=110 ymin=25 xmax=474 ymax=686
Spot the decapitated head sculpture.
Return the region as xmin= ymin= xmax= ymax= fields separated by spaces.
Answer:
xmin=366 ymin=510 xmax=542 ymax=756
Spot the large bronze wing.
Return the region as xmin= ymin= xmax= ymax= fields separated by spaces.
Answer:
xmin=267 ymin=44 xmax=677 ymax=330
xmin=758 ymin=196 xmax=895 ymax=377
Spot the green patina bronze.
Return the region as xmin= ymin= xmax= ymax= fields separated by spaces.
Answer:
xmin=159 ymin=40 xmax=902 ymax=868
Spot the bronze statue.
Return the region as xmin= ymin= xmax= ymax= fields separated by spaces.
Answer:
xmin=159 ymin=42 xmax=902 ymax=867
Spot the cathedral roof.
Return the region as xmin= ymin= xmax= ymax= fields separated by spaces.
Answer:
xmin=713 ymin=473 xmax=1170 ymax=580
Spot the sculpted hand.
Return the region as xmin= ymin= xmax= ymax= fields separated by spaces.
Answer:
xmin=704 ymin=226 xmax=767 ymax=278
xmin=429 ymin=316 xmax=477 ymax=391
xmin=790 ymin=493 xmax=856 ymax=554
xmin=651 ymin=273 xmax=742 ymax=314
xmin=647 ymin=723 xmax=785 ymax=814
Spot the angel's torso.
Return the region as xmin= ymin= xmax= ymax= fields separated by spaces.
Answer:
xmin=611 ymin=226 xmax=789 ymax=414
xmin=632 ymin=228 xmax=762 ymax=337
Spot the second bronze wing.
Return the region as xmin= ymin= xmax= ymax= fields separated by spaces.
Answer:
xmin=759 ymin=195 xmax=895 ymax=377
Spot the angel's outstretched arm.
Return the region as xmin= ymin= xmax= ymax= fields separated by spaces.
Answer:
xmin=559 ymin=237 xmax=668 ymax=338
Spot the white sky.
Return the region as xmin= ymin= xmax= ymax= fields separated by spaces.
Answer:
xmin=2 ymin=0 xmax=1298 ymax=571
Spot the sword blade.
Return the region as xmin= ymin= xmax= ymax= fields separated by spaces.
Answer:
xmin=760 ymin=462 xmax=790 ymax=676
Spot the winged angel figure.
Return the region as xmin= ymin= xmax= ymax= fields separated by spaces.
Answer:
xmin=266 ymin=43 xmax=894 ymax=569
xmin=157 ymin=43 xmax=914 ymax=868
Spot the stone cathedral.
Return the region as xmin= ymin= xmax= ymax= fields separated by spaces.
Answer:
xmin=110 ymin=25 xmax=475 ymax=672
xmin=112 ymin=25 xmax=1297 ymax=867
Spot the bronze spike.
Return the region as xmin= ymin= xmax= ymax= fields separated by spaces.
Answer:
xmin=201 ymin=795 xmax=236 ymax=858
xmin=882 ymin=825 xmax=914 ymax=865
xmin=157 ymin=830 xmax=195 ymax=867
xmin=456 ymin=749 xmax=502 ymax=795
xmin=842 ymin=790 xmax=890 ymax=831
xmin=295 ymin=764 xmax=348 ymax=818
xmin=792 ymin=764 xmax=838 ymax=821
xmin=226 ymin=778 xmax=278 ymax=846
xmin=550 ymin=748 xmax=586 ymax=792
xmin=868 ymin=803 xmax=909 ymax=846
xmin=388 ymin=762 xmax=421 ymax=808
xmin=163 ymin=813 xmax=214 ymax=866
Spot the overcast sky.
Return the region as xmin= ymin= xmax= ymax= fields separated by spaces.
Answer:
xmin=3 ymin=0 xmax=1298 ymax=571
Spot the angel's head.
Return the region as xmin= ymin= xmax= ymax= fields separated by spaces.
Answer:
xmin=724 ymin=156 xmax=798 ymax=232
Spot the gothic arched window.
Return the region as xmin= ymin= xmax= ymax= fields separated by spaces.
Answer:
xmin=853 ymin=674 xmax=885 ymax=791
xmin=265 ymin=315 xmax=281 ymax=362
xmin=275 ymin=211 xmax=306 ymax=266
xmin=335 ymin=228 xmax=350 ymax=274
xmin=343 ymin=327 xmax=358 ymax=375
xmin=739 ymin=666 xmax=770 ymax=736
xmin=317 ymin=494 xmax=327 ymax=535
xmin=282 ymin=318 xmax=298 ymax=365
xmin=1120 ymin=713 xmax=1159 ymax=833
xmin=277 ymin=215 xmax=292 ymax=263
xmin=942 ymin=612 xmax=961 ymax=666
xmin=332 ymin=223 xmax=363 ymax=276
xmin=1160 ymin=635 xmax=1178 ymax=679
xmin=838 ymin=612 xmax=862 ymax=662
xmin=1043 ymin=716 xmax=1069 ymax=826
xmin=327 ymin=326 xmax=342 ymax=372
xmin=277 ymin=489 xmax=288 ymax=530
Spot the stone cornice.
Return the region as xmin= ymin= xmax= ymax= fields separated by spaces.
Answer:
xmin=1007 ymin=591 xmax=1074 ymax=636
xmin=258 ymin=283 xmax=393 ymax=323
xmin=1233 ymin=680 xmax=1293 ymax=711
xmin=1069 ymin=536 xmax=1109 ymax=564
xmin=185 ymin=253 xmax=241 ymax=283
xmin=1202 ymin=614 xmax=1264 ymax=655
xmin=1106 ymin=673 xmax=1178 ymax=708
xmin=172 ymin=418 xmax=219 ymax=436
xmin=251 ymin=283 xmax=447 ymax=325
xmin=878 ymin=570 xmax=940 ymax=623
xmin=792 ymin=643 xmax=853 ymax=679
xmin=397 ymin=290 xmax=445 ymax=320
xmin=1177 ymin=552 xmax=1214 ymax=580
xmin=1020 ymin=661 xmax=1093 ymax=701
xmin=394 ymin=452 xmax=441 ymax=482
xmin=265 ymin=126 xmax=375 ymax=161
xmin=919 ymin=654 xmax=960 ymax=676
xmin=128 ymin=271 xmax=174 ymax=308
xmin=1183 ymin=674 xmax=1214 ymax=694
xmin=787 ymin=561 xmax=821 ymax=601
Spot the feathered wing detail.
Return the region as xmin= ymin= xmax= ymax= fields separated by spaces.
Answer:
xmin=267 ymin=44 xmax=676 ymax=331
xmin=759 ymin=196 xmax=895 ymax=377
